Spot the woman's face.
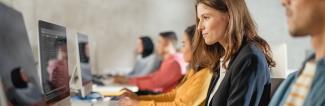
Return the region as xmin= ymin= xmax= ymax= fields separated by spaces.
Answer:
xmin=182 ymin=33 xmax=192 ymax=63
xmin=197 ymin=3 xmax=229 ymax=45
xmin=135 ymin=38 xmax=144 ymax=54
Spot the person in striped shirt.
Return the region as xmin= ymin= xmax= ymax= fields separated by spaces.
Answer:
xmin=270 ymin=0 xmax=325 ymax=105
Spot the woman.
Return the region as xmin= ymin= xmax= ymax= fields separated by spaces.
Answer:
xmin=127 ymin=36 xmax=161 ymax=77
xmin=193 ymin=0 xmax=275 ymax=105
xmin=118 ymin=25 xmax=213 ymax=106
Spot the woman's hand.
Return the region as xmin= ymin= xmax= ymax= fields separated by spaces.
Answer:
xmin=121 ymin=88 xmax=138 ymax=100
xmin=118 ymin=88 xmax=139 ymax=106
xmin=118 ymin=96 xmax=139 ymax=106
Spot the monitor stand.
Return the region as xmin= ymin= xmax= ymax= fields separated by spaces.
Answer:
xmin=70 ymin=66 xmax=92 ymax=98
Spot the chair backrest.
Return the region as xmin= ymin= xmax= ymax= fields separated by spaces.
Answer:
xmin=270 ymin=44 xmax=288 ymax=78
xmin=271 ymin=78 xmax=285 ymax=97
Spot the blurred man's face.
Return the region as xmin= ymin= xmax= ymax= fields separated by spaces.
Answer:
xmin=282 ymin=0 xmax=323 ymax=37
xmin=157 ymin=36 xmax=168 ymax=56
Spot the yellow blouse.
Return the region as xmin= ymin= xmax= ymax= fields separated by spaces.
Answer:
xmin=139 ymin=68 xmax=212 ymax=106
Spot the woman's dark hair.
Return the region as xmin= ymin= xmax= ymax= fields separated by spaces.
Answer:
xmin=185 ymin=25 xmax=196 ymax=44
xmin=140 ymin=36 xmax=154 ymax=58
xmin=79 ymin=42 xmax=89 ymax=63
xmin=11 ymin=67 xmax=28 ymax=88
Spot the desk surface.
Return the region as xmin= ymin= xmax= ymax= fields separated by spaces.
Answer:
xmin=71 ymin=78 xmax=138 ymax=106
xmin=92 ymin=84 xmax=139 ymax=96
xmin=71 ymin=97 xmax=118 ymax=106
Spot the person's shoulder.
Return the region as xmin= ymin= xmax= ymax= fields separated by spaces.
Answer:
xmin=196 ymin=68 xmax=213 ymax=77
xmin=287 ymin=71 xmax=299 ymax=79
xmin=143 ymin=54 xmax=155 ymax=59
xmin=138 ymin=54 xmax=154 ymax=63
xmin=169 ymin=53 xmax=184 ymax=62
xmin=229 ymin=42 xmax=270 ymax=75
xmin=188 ymin=68 xmax=212 ymax=81
xmin=48 ymin=59 xmax=66 ymax=66
xmin=192 ymin=68 xmax=210 ymax=74
xmin=48 ymin=59 xmax=59 ymax=65
xmin=197 ymin=68 xmax=210 ymax=73
xmin=239 ymin=42 xmax=262 ymax=55
xmin=235 ymin=42 xmax=266 ymax=63
xmin=171 ymin=53 xmax=183 ymax=59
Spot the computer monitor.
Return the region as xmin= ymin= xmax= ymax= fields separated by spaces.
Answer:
xmin=38 ymin=20 xmax=70 ymax=105
xmin=0 ymin=3 xmax=44 ymax=106
xmin=70 ymin=33 xmax=93 ymax=98
xmin=0 ymin=78 xmax=8 ymax=106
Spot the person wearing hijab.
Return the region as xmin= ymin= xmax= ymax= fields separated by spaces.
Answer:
xmin=128 ymin=36 xmax=161 ymax=77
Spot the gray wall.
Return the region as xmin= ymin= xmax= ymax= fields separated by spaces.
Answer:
xmin=1 ymin=0 xmax=310 ymax=75
xmin=1 ymin=0 xmax=196 ymax=75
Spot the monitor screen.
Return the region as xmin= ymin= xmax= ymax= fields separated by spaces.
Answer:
xmin=0 ymin=3 xmax=44 ymax=106
xmin=77 ymin=33 xmax=92 ymax=86
xmin=38 ymin=20 xmax=70 ymax=104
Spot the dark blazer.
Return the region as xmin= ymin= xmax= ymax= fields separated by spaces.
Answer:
xmin=206 ymin=41 xmax=271 ymax=106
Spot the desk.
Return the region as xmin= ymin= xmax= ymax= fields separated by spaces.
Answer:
xmin=71 ymin=82 xmax=138 ymax=106
xmin=92 ymin=84 xmax=138 ymax=96
xmin=71 ymin=97 xmax=118 ymax=106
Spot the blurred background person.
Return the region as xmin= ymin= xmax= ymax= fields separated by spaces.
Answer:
xmin=114 ymin=36 xmax=161 ymax=85
xmin=115 ymin=31 xmax=186 ymax=95
xmin=270 ymin=0 xmax=325 ymax=105
xmin=118 ymin=25 xmax=213 ymax=106
xmin=127 ymin=36 xmax=161 ymax=77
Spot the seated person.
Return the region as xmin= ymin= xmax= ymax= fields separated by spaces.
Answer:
xmin=115 ymin=31 xmax=186 ymax=94
xmin=128 ymin=36 xmax=161 ymax=77
xmin=118 ymin=25 xmax=212 ymax=106
xmin=47 ymin=38 xmax=69 ymax=96
xmin=270 ymin=0 xmax=325 ymax=105
xmin=6 ymin=68 xmax=45 ymax=106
